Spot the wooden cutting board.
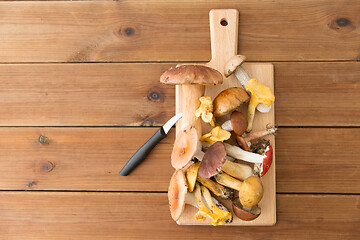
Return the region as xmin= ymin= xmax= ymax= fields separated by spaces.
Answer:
xmin=175 ymin=9 xmax=276 ymax=226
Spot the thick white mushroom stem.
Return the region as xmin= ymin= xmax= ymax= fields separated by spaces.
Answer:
xmin=193 ymin=149 xmax=205 ymax=161
xmin=244 ymin=127 xmax=277 ymax=142
xmin=200 ymin=185 xmax=232 ymax=225
xmin=214 ymin=172 xmax=242 ymax=191
xmin=224 ymin=143 xmax=264 ymax=164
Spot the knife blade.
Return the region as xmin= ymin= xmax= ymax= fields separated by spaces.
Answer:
xmin=119 ymin=113 xmax=183 ymax=176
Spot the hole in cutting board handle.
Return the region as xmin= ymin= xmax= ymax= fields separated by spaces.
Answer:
xmin=220 ymin=18 xmax=228 ymax=26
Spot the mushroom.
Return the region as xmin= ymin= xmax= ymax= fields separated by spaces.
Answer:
xmin=168 ymin=169 xmax=218 ymax=223
xmin=161 ymin=65 xmax=223 ymax=168
xmin=237 ymin=127 xmax=277 ymax=151
xmin=220 ymin=111 xmax=249 ymax=150
xmin=185 ymin=162 xmax=200 ymax=192
xmin=171 ymin=126 xmax=203 ymax=169
xmin=200 ymin=126 xmax=231 ymax=144
xmin=200 ymin=185 xmax=232 ymax=226
xmin=239 ymin=176 xmax=264 ymax=207
xmin=224 ymin=55 xmax=273 ymax=113
xmin=213 ymin=87 xmax=250 ymax=117
xmin=224 ymin=143 xmax=273 ymax=177
xmin=213 ymin=173 xmax=262 ymax=221
xmin=198 ymin=142 xmax=253 ymax=180
xmin=245 ymin=78 xmax=275 ymax=132
xmin=221 ymin=111 xmax=247 ymax=135
xmin=232 ymin=198 xmax=261 ymax=221
xmin=195 ymin=96 xmax=215 ymax=127
xmin=197 ymin=175 xmax=233 ymax=199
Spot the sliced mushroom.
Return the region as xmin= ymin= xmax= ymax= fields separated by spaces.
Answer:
xmin=198 ymin=142 xmax=253 ymax=180
xmin=213 ymin=87 xmax=250 ymax=117
xmin=200 ymin=185 xmax=232 ymax=225
xmin=197 ymin=175 xmax=233 ymax=199
xmin=224 ymin=143 xmax=273 ymax=177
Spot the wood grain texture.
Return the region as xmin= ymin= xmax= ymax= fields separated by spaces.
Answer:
xmin=0 ymin=192 xmax=359 ymax=239
xmin=0 ymin=0 xmax=358 ymax=62
xmin=0 ymin=127 xmax=358 ymax=193
xmin=0 ymin=62 xmax=358 ymax=126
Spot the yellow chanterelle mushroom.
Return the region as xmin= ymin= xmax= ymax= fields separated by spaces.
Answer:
xmin=200 ymin=126 xmax=231 ymax=144
xmin=245 ymin=79 xmax=275 ymax=132
xmin=195 ymin=96 xmax=215 ymax=127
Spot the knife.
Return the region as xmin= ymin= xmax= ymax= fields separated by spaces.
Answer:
xmin=119 ymin=113 xmax=183 ymax=176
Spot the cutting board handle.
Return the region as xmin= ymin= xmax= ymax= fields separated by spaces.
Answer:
xmin=209 ymin=9 xmax=239 ymax=70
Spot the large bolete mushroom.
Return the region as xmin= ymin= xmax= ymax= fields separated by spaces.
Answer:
xmin=213 ymin=87 xmax=250 ymax=117
xmin=161 ymin=65 xmax=223 ymax=169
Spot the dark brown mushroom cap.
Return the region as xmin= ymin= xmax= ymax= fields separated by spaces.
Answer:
xmin=198 ymin=141 xmax=227 ymax=179
xmin=160 ymin=65 xmax=223 ymax=85
xmin=231 ymin=111 xmax=248 ymax=135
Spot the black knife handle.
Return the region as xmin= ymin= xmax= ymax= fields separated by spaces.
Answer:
xmin=119 ymin=127 xmax=167 ymax=176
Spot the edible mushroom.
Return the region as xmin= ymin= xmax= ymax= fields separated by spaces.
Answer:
xmin=198 ymin=142 xmax=253 ymax=180
xmin=224 ymin=55 xmax=273 ymax=113
xmin=224 ymin=143 xmax=273 ymax=177
xmin=213 ymin=87 xmax=250 ymax=117
xmin=236 ymin=127 xmax=277 ymax=151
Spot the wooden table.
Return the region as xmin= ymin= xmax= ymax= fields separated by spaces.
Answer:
xmin=0 ymin=1 xmax=359 ymax=239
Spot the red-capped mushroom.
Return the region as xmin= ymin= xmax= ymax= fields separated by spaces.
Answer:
xmin=224 ymin=143 xmax=273 ymax=177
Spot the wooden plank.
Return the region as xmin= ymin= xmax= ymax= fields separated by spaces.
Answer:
xmin=0 ymin=127 xmax=358 ymax=193
xmin=0 ymin=0 xmax=358 ymax=62
xmin=0 ymin=62 xmax=358 ymax=126
xmin=0 ymin=192 xmax=358 ymax=239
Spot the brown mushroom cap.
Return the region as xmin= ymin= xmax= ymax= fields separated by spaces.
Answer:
xmin=232 ymin=198 xmax=261 ymax=221
xmin=239 ymin=176 xmax=264 ymax=207
xmin=224 ymin=55 xmax=247 ymax=77
xmin=213 ymin=87 xmax=250 ymax=117
xmin=198 ymin=141 xmax=227 ymax=179
xmin=235 ymin=135 xmax=250 ymax=151
xmin=160 ymin=65 xmax=223 ymax=85
xmin=168 ymin=169 xmax=188 ymax=221
xmin=231 ymin=111 xmax=248 ymax=135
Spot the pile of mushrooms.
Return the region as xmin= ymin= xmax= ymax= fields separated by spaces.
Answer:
xmin=161 ymin=55 xmax=276 ymax=225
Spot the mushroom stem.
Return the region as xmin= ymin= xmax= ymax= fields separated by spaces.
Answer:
xmin=213 ymin=172 xmax=242 ymax=191
xmin=224 ymin=143 xmax=264 ymax=164
xmin=194 ymin=149 xmax=205 ymax=161
xmin=221 ymin=120 xmax=233 ymax=132
xmin=244 ymin=127 xmax=277 ymax=142
xmin=190 ymin=182 xmax=217 ymax=222
xmin=197 ymin=176 xmax=233 ymax=199
xmin=200 ymin=185 xmax=232 ymax=225
xmin=247 ymin=96 xmax=258 ymax=132
xmin=221 ymin=160 xmax=253 ymax=181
